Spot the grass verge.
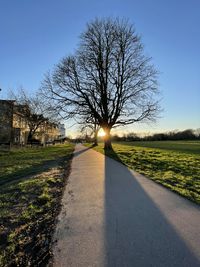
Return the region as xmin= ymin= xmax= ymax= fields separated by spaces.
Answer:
xmin=0 ymin=143 xmax=74 ymax=267
xmin=85 ymin=141 xmax=200 ymax=205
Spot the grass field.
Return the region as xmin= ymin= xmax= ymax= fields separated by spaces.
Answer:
xmin=122 ymin=140 xmax=200 ymax=155
xmin=0 ymin=143 xmax=74 ymax=266
xmin=86 ymin=141 xmax=200 ymax=205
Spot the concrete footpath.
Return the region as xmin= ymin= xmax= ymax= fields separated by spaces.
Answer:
xmin=53 ymin=144 xmax=200 ymax=267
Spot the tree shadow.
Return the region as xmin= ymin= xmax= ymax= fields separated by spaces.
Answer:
xmin=104 ymin=147 xmax=124 ymax=165
xmin=0 ymin=156 xmax=71 ymax=267
xmin=0 ymin=156 xmax=68 ymax=187
xmin=73 ymin=145 xmax=92 ymax=158
xmin=104 ymin=148 xmax=200 ymax=266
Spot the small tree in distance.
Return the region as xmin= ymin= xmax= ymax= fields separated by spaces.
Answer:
xmin=10 ymin=88 xmax=58 ymax=142
xmin=80 ymin=117 xmax=100 ymax=146
xmin=42 ymin=18 xmax=160 ymax=149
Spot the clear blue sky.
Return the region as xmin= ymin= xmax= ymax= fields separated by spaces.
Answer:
xmin=0 ymin=0 xmax=199 ymax=135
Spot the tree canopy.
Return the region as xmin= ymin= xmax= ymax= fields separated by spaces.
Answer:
xmin=42 ymin=18 xmax=160 ymax=149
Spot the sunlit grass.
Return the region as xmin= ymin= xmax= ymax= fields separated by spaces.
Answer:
xmin=122 ymin=140 xmax=200 ymax=155
xmin=0 ymin=145 xmax=73 ymax=183
xmin=0 ymin=143 xmax=74 ymax=266
xmin=86 ymin=141 xmax=200 ymax=205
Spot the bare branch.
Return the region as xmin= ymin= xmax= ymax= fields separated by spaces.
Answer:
xmin=41 ymin=17 xmax=161 ymax=149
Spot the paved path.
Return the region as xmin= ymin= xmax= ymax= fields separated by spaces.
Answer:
xmin=53 ymin=144 xmax=200 ymax=267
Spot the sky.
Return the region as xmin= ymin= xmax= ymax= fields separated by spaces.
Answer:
xmin=0 ymin=0 xmax=199 ymax=136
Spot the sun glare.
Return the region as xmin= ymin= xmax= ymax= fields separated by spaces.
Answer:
xmin=98 ymin=128 xmax=106 ymax=137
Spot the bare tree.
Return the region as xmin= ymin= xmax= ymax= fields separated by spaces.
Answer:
xmin=10 ymin=89 xmax=57 ymax=142
xmin=80 ymin=115 xmax=100 ymax=146
xmin=42 ymin=18 xmax=160 ymax=149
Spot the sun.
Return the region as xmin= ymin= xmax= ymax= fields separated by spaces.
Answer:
xmin=98 ymin=128 xmax=106 ymax=137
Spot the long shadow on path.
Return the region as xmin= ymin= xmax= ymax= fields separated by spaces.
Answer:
xmin=104 ymin=149 xmax=200 ymax=267
xmin=73 ymin=145 xmax=92 ymax=158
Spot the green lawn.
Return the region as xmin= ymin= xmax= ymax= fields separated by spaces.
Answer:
xmin=122 ymin=140 xmax=200 ymax=155
xmin=0 ymin=143 xmax=74 ymax=266
xmin=86 ymin=141 xmax=200 ymax=205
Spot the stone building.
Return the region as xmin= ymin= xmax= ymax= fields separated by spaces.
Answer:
xmin=58 ymin=123 xmax=66 ymax=139
xmin=12 ymin=104 xmax=30 ymax=144
xmin=0 ymin=99 xmax=62 ymax=145
xmin=0 ymin=100 xmax=14 ymax=144
xmin=34 ymin=121 xmax=60 ymax=144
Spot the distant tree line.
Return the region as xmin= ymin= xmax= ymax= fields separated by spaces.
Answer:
xmin=67 ymin=129 xmax=200 ymax=143
xmin=111 ymin=129 xmax=200 ymax=142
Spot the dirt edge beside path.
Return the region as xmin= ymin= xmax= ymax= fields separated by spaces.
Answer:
xmin=0 ymin=148 xmax=74 ymax=267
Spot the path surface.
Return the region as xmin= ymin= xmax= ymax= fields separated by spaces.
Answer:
xmin=53 ymin=144 xmax=200 ymax=267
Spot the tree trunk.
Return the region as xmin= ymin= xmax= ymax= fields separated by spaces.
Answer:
xmin=103 ymin=127 xmax=112 ymax=150
xmin=28 ymin=131 xmax=33 ymax=142
xmin=93 ymin=129 xmax=98 ymax=146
